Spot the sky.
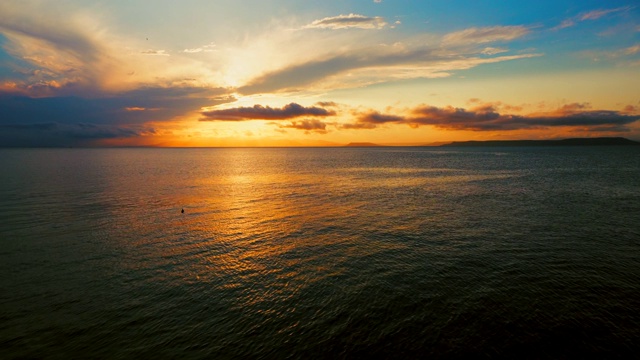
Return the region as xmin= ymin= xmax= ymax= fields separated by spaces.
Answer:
xmin=0 ymin=0 xmax=639 ymax=147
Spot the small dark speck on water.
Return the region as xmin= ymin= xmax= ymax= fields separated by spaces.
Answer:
xmin=181 ymin=208 xmax=184 ymax=213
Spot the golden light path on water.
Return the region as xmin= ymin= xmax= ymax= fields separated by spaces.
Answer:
xmin=125 ymin=148 xmax=526 ymax=316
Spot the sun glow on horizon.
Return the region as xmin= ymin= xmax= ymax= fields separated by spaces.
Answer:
xmin=0 ymin=1 xmax=639 ymax=147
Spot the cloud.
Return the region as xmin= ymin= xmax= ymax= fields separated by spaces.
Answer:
xmin=0 ymin=3 xmax=121 ymax=95
xmin=315 ymin=101 xmax=339 ymax=107
xmin=183 ymin=42 xmax=216 ymax=53
xmin=1 ymin=3 xmax=538 ymax=103
xmin=341 ymin=122 xmax=377 ymax=130
xmin=623 ymin=44 xmax=640 ymax=55
xmin=0 ymin=4 xmax=102 ymax=63
xmin=200 ymin=102 xmax=336 ymax=121
xmin=579 ymin=43 xmax=640 ymax=63
xmin=304 ymin=14 xmax=387 ymax=30
xmin=580 ymin=7 xmax=631 ymax=21
xmin=231 ymin=25 xmax=535 ymax=94
xmin=552 ymin=19 xmax=576 ymax=31
xmin=238 ymin=54 xmax=367 ymax=94
xmin=344 ymin=103 xmax=640 ymax=131
xmin=356 ymin=111 xmax=405 ymax=124
xmin=0 ymin=2 xmax=227 ymax=98
xmin=140 ymin=49 xmax=170 ymax=56
xmin=0 ymin=86 xmax=230 ymax=126
xmin=554 ymin=6 xmax=632 ymax=30
xmin=238 ymin=42 xmax=539 ymax=95
xmin=443 ymin=26 xmax=529 ymax=45
xmin=0 ymin=122 xmax=154 ymax=147
xmin=272 ymin=119 xmax=329 ymax=133
xmin=480 ymin=47 xmax=509 ymax=55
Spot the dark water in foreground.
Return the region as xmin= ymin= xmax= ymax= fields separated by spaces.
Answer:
xmin=1 ymin=147 xmax=639 ymax=359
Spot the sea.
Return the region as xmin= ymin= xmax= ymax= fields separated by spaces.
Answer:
xmin=1 ymin=146 xmax=639 ymax=359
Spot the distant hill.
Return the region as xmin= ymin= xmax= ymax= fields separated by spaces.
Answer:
xmin=345 ymin=142 xmax=384 ymax=147
xmin=440 ymin=137 xmax=640 ymax=147
xmin=421 ymin=141 xmax=452 ymax=146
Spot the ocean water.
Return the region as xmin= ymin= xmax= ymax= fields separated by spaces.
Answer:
xmin=1 ymin=146 xmax=639 ymax=359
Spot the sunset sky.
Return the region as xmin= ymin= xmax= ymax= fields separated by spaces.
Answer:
xmin=1 ymin=0 xmax=639 ymax=146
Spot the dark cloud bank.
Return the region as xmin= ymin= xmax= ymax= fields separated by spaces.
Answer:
xmin=1 ymin=96 xmax=639 ymax=146
xmin=0 ymin=122 xmax=153 ymax=147
xmin=0 ymin=86 xmax=230 ymax=146
xmin=200 ymin=103 xmax=335 ymax=121
xmin=350 ymin=104 xmax=640 ymax=131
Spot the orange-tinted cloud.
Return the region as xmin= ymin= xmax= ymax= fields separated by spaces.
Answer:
xmin=355 ymin=111 xmax=405 ymax=124
xmin=346 ymin=103 xmax=640 ymax=131
xmin=272 ymin=119 xmax=329 ymax=133
xmin=443 ymin=26 xmax=529 ymax=45
xmin=200 ymin=103 xmax=335 ymax=121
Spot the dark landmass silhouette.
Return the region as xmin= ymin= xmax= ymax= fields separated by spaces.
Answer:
xmin=345 ymin=142 xmax=384 ymax=147
xmin=440 ymin=137 xmax=640 ymax=147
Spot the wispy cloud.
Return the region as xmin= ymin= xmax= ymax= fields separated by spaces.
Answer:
xmin=238 ymin=51 xmax=540 ymax=95
xmin=480 ymin=47 xmax=509 ymax=55
xmin=183 ymin=42 xmax=216 ymax=53
xmin=578 ymin=43 xmax=640 ymax=64
xmin=622 ymin=44 xmax=640 ymax=55
xmin=235 ymin=24 xmax=537 ymax=95
xmin=553 ymin=6 xmax=632 ymax=30
xmin=200 ymin=103 xmax=335 ymax=121
xmin=443 ymin=26 xmax=529 ymax=45
xmin=553 ymin=19 xmax=576 ymax=30
xmin=304 ymin=14 xmax=387 ymax=30
xmin=140 ymin=49 xmax=170 ymax=56
xmin=580 ymin=6 xmax=632 ymax=21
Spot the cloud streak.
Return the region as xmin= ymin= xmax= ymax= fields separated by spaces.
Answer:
xmin=346 ymin=103 xmax=640 ymax=131
xmin=238 ymin=47 xmax=539 ymax=95
xmin=233 ymin=24 xmax=535 ymax=95
xmin=553 ymin=6 xmax=632 ymax=30
xmin=183 ymin=42 xmax=216 ymax=53
xmin=200 ymin=103 xmax=335 ymax=121
xmin=443 ymin=26 xmax=530 ymax=45
xmin=141 ymin=49 xmax=170 ymax=56
xmin=580 ymin=6 xmax=632 ymax=21
xmin=304 ymin=14 xmax=387 ymax=30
